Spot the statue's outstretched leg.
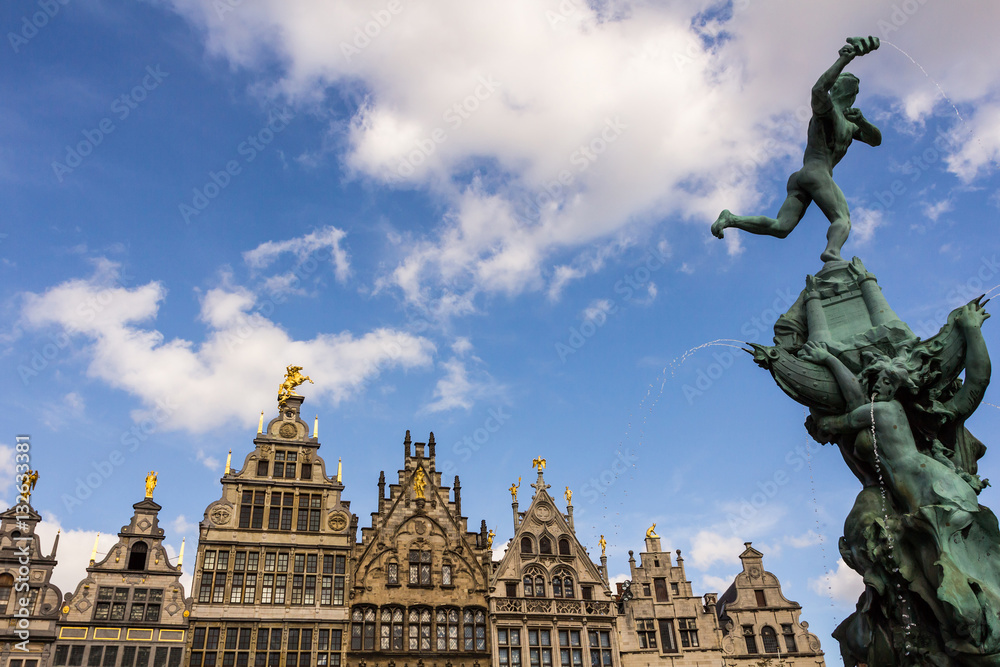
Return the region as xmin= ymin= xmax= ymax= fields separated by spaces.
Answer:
xmin=712 ymin=189 xmax=809 ymax=240
xmin=812 ymin=177 xmax=851 ymax=263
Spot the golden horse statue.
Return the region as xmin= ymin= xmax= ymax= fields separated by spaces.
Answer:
xmin=278 ymin=365 xmax=313 ymax=408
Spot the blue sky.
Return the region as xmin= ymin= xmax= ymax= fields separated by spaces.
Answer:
xmin=3 ymin=0 xmax=1000 ymax=651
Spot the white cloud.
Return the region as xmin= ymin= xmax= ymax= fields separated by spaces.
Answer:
xmin=170 ymin=514 xmax=197 ymax=535
xmin=922 ymin=198 xmax=954 ymax=221
xmin=785 ymin=529 xmax=824 ymax=548
xmin=21 ymin=264 xmax=436 ymax=434
xmin=243 ymin=226 xmax=350 ymax=283
xmin=34 ymin=515 xmax=120 ymax=600
xmin=583 ymin=299 xmax=614 ymax=322
xmin=423 ymin=357 xmax=504 ymax=413
xmin=701 ymin=573 xmax=737 ymax=594
xmin=0 ymin=445 xmax=15 ymax=504
xmin=850 ymin=206 xmax=884 ymax=245
xmin=451 ymin=337 xmax=473 ymax=356
xmin=688 ymin=530 xmax=746 ymax=571
xmin=809 ymin=558 xmax=864 ymax=603
xmin=196 ymin=450 xmax=222 ymax=472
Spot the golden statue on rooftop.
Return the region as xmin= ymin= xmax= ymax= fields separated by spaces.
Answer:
xmin=646 ymin=524 xmax=658 ymax=539
xmin=509 ymin=477 xmax=521 ymax=502
xmin=599 ymin=535 xmax=607 ymax=556
xmin=564 ymin=486 xmax=572 ymax=504
xmin=278 ymin=365 xmax=313 ymax=408
xmin=532 ymin=457 xmax=546 ymax=471
xmin=22 ymin=470 xmax=38 ymax=502
xmin=145 ymin=471 xmax=157 ymax=498
xmin=487 ymin=529 xmax=496 ymax=548
xmin=412 ymin=467 xmax=427 ymax=499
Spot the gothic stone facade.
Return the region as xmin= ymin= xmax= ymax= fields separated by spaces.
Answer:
xmin=54 ymin=498 xmax=191 ymax=667
xmin=348 ymin=431 xmax=491 ymax=667
xmin=490 ymin=471 xmax=619 ymax=667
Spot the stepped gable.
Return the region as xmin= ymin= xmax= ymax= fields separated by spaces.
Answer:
xmin=199 ymin=394 xmax=353 ymax=535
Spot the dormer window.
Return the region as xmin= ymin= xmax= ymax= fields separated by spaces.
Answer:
xmin=539 ymin=537 xmax=552 ymax=555
xmin=558 ymin=538 xmax=570 ymax=555
xmin=520 ymin=537 xmax=533 ymax=554
xmin=127 ymin=542 xmax=148 ymax=571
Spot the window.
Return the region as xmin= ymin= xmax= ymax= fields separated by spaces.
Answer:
xmin=408 ymin=550 xmax=431 ymax=585
xmin=334 ymin=556 xmax=346 ymax=605
xmin=562 ymin=576 xmax=574 ymax=598
xmin=70 ymin=646 xmax=86 ymax=666
xmin=285 ymin=452 xmax=297 ymax=478
xmin=581 ymin=586 xmax=592 ymax=600
xmin=301 ymin=463 xmax=313 ymax=480
xmin=387 ymin=562 xmax=399 ymax=585
xmin=230 ymin=574 xmax=244 ymax=603
xmin=244 ymin=573 xmax=257 ymax=604
xmin=678 ymin=618 xmax=699 ymax=648
xmin=587 ymin=630 xmax=612 ymax=667
xmin=641 ymin=583 xmax=651 ymax=596
xmin=658 ymin=620 xmax=677 ymax=653
xmin=743 ymin=625 xmax=758 ymax=654
xmin=292 ymin=575 xmax=303 ymax=604
xmin=781 ymin=623 xmax=797 ymax=652
xmin=755 ymin=589 xmax=767 ymax=607
xmin=304 ymin=575 xmax=316 ymax=605
xmin=0 ymin=572 xmax=12 ymax=607
xmin=670 ymin=582 xmax=680 ymax=595
xmin=264 ymin=552 xmax=275 ymax=571
xmin=524 ymin=575 xmax=534 ymax=597
xmin=273 ymin=451 xmax=285 ymax=478
xmin=351 ymin=607 xmax=376 ymax=650
xmin=274 ymin=574 xmax=286 ymax=604
xmin=297 ymin=497 xmax=310 ymax=531
xmin=294 ymin=554 xmax=305 ymax=573
xmin=257 ymin=460 xmax=269 ymax=476
xmin=261 ymin=574 xmax=273 ymax=604
xmin=558 ymin=629 xmax=583 ymax=667
xmin=539 ymin=537 xmax=552 ymax=555
xmin=212 ymin=573 xmax=227 ymax=603
xmin=498 ymin=628 xmax=522 ymax=667
xmin=552 ymin=573 xmax=573 ymax=598
xmin=521 ymin=537 xmax=533 ymax=553
xmin=463 ymin=608 xmax=486 ymax=651
xmin=436 ymin=608 xmax=460 ymax=651
xmin=87 ymin=646 xmax=103 ymax=666
xmin=528 ymin=628 xmax=553 ymax=667
xmin=506 ymin=582 xmax=518 ymax=597
xmin=558 ymin=539 xmax=570 ymax=555
xmin=310 ymin=496 xmax=321 ymax=532
xmin=636 ymin=619 xmax=657 ymax=649
xmin=94 ymin=586 xmax=113 ymax=620
xmin=240 ymin=491 xmax=253 ymax=528
xmin=380 ymin=607 xmax=404 ymax=650
xmin=321 ymin=575 xmax=332 ymax=605
xmin=103 ymin=647 xmax=119 ymax=667
xmin=127 ymin=542 xmax=148 ymax=570
xmin=761 ymin=626 xmax=779 ymax=653
xmin=234 ymin=552 xmax=246 ymax=571
xmin=653 ymin=578 xmax=668 ymax=601
xmin=281 ymin=495 xmax=293 ymax=530
xmin=408 ymin=607 xmax=431 ymax=651
xmin=442 ymin=564 xmax=453 ymax=586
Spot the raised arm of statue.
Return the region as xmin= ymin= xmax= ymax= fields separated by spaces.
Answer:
xmin=799 ymin=341 xmax=867 ymax=409
xmin=945 ymin=297 xmax=992 ymax=418
xmin=812 ymin=37 xmax=879 ymax=114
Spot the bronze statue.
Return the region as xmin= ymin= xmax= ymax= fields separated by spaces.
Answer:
xmin=712 ymin=37 xmax=882 ymax=263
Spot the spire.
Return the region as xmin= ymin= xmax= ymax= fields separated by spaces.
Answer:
xmin=178 ymin=538 xmax=185 ymax=567
xmin=404 ymin=430 xmax=411 ymax=457
xmin=337 ymin=458 xmax=342 ymax=484
xmin=225 ymin=450 xmax=232 ymax=475
xmin=313 ymin=415 xmax=319 ymax=439
xmin=428 ymin=431 xmax=436 ymax=458
xmin=454 ymin=475 xmax=461 ymax=516
xmin=90 ymin=533 xmax=100 ymax=564
xmin=49 ymin=529 xmax=60 ymax=559
xmin=258 ymin=410 xmax=264 ymax=434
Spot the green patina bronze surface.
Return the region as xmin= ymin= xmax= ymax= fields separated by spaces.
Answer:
xmin=717 ymin=37 xmax=1000 ymax=667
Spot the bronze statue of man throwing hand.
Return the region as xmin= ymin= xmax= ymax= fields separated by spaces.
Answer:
xmin=712 ymin=36 xmax=881 ymax=263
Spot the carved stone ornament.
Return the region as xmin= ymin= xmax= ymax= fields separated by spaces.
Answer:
xmin=328 ymin=513 xmax=348 ymax=531
xmin=748 ymin=565 xmax=762 ymax=579
xmin=415 ymin=520 xmax=426 ymax=535
xmin=535 ymin=503 xmax=552 ymax=522
xmin=279 ymin=423 xmax=297 ymax=439
xmin=260 ymin=443 xmax=272 ymax=456
xmin=210 ymin=506 xmax=232 ymax=525
xmin=137 ymin=518 xmax=152 ymax=531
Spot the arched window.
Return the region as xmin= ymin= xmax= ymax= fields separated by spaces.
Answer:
xmin=408 ymin=607 xmax=432 ymax=651
xmin=552 ymin=571 xmax=574 ymax=598
xmin=463 ymin=608 xmax=486 ymax=651
xmin=761 ymin=626 xmax=780 ymax=653
xmin=380 ymin=606 xmax=404 ymax=650
xmin=539 ymin=537 xmax=552 ymax=554
xmin=534 ymin=575 xmax=545 ymax=597
xmin=351 ymin=606 xmax=377 ymax=650
xmin=127 ymin=542 xmax=148 ymax=571
xmin=520 ymin=537 xmax=533 ymax=554
xmin=562 ymin=576 xmax=574 ymax=598
xmin=558 ymin=538 xmax=570 ymax=555
xmin=386 ymin=561 xmax=399 ymax=586
xmin=523 ymin=575 xmax=534 ymax=597
xmin=436 ymin=607 xmax=460 ymax=651
xmin=0 ymin=573 xmax=13 ymax=606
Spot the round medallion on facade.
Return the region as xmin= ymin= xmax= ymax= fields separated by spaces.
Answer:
xmin=535 ymin=503 xmax=552 ymax=522
xmin=328 ymin=512 xmax=348 ymax=531
xmin=748 ymin=565 xmax=762 ymax=579
xmin=279 ymin=423 xmax=298 ymax=438
xmin=210 ymin=506 xmax=232 ymax=525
